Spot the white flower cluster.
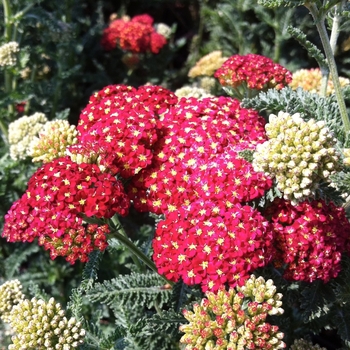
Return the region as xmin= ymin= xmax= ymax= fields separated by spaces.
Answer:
xmin=174 ymin=85 xmax=214 ymax=99
xmin=154 ymin=23 xmax=172 ymax=39
xmin=8 ymin=112 xmax=48 ymax=161
xmin=253 ymin=111 xmax=340 ymax=204
xmin=0 ymin=279 xmax=25 ymax=323
xmin=0 ymin=42 xmax=19 ymax=67
xmin=29 ymin=119 xmax=78 ymax=163
xmin=8 ymin=297 xmax=85 ymax=349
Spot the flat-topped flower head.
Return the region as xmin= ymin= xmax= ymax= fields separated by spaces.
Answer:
xmin=253 ymin=111 xmax=340 ymax=204
xmin=268 ymin=198 xmax=350 ymax=282
xmin=8 ymin=297 xmax=85 ymax=349
xmin=0 ymin=280 xmax=25 ymax=323
xmin=174 ymin=85 xmax=214 ymax=99
xmin=290 ymin=68 xmax=350 ymax=95
xmin=214 ymin=54 xmax=292 ymax=99
xmin=188 ymin=51 xmax=228 ymax=78
xmin=0 ymin=41 xmax=19 ymax=67
xmin=8 ymin=112 xmax=48 ymax=161
xmin=179 ymin=275 xmax=285 ymax=349
xmin=153 ymin=200 xmax=275 ymax=292
xmin=2 ymin=156 xmax=130 ymax=263
xmin=29 ymin=120 xmax=78 ymax=163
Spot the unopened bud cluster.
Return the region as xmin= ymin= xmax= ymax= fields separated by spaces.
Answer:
xmin=343 ymin=148 xmax=350 ymax=166
xmin=8 ymin=112 xmax=48 ymax=161
xmin=188 ymin=51 xmax=228 ymax=78
xmin=290 ymin=338 xmax=327 ymax=350
xmin=175 ymin=85 xmax=214 ymax=99
xmin=237 ymin=275 xmax=284 ymax=316
xmin=8 ymin=297 xmax=85 ymax=349
xmin=0 ymin=280 xmax=25 ymax=323
xmin=253 ymin=111 xmax=340 ymax=204
xmin=0 ymin=42 xmax=19 ymax=67
xmin=29 ymin=120 xmax=78 ymax=163
xmin=179 ymin=275 xmax=285 ymax=349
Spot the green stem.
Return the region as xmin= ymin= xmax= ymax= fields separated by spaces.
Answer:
xmin=110 ymin=215 xmax=143 ymax=272
xmin=2 ymin=0 xmax=12 ymax=40
xmin=306 ymin=2 xmax=350 ymax=134
xmin=110 ymin=215 xmax=174 ymax=286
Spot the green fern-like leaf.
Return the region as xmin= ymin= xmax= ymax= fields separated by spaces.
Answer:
xmin=258 ymin=0 xmax=305 ymax=8
xmin=85 ymin=272 xmax=172 ymax=311
xmin=287 ymin=26 xmax=327 ymax=69
xmin=171 ymin=280 xmax=203 ymax=313
xmin=81 ymin=250 xmax=103 ymax=291
xmin=299 ymin=280 xmax=335 ymax=323
xmin=4 ymin=244 xmax=40 ymax=278
xmin=241 ymin=87 xmax=346 ymax=143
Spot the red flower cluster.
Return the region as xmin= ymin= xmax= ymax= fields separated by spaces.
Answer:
xmin=153 ymin=200 xmax=275 ymax=292
xmin=2 ymin=157 xmax=130 ymax=263
xmin=101 ymin=14 xmax=167 ymax=54
xmin=72 ymin=84 xmax=178 ymax=178
xmin=128 ymin=96 xmax=272 ymax=214
xmin=268 ymin=199 xmax=350 ymax=282
xmin=214 ymin=54 xmax=292 ymax=90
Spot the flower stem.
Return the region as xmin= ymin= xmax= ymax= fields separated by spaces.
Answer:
xmin=306 ymin=2 xmax=350 ymax=134
xmin=110 ymin=215 xmax=174 ymax=286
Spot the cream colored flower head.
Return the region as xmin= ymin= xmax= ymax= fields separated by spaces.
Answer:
xmin=0 ymin=279 xmax=25 ymax=323
xmin=29 ymin=119 xmax=78 ymax=163
xmin=8 ymin=112 xmax=48 ymax=161
xmin=290 ymin=68 xmax=350 ymax=95
xmin=175 ymin=85 xmax=214 ymax=99
xmin=188 ymin=50 xmax=228 ymax=78
xmin=0 ymin=42 xmax=19 ymax=67
xmin=252 ymin=111 xmax=340 ymax=205
xmin=8 ymin=297 xmax=85 ymax=349
xmin=154 ymin=23 xmax=172 ymax=39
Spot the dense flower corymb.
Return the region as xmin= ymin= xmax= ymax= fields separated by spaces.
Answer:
xmin=214 ymin=53 xmax=292 ymax=91
xmin=8 ymin=112 xmax=48 ymax=161
xmin=179 ymin=275 xmax=285 ymax=349
xmin=268 ymin=198 xmax=350 ymax=283
xmin=101 ymin=13 xmax=167 ymax=54
xmin=153 ymin=200 xmax=275 ymax=292
xmin=289 ymin=68 xmax=350 ymax=95
xmin=0 ymin=41 xmax=19 ymax=67
xmin=188 ymin=51 xmax=228 ymax=78
xmin=0 ymin=280 xmax=25 ymax=323
xmin=2 ymin=156 xmax=130 ymax=263
xmin=8 ymin=297 xmax=85 ymax=349
xmin=253 ymin=111 xmax=340 ymax=204
xmin=29 ymin=119 xmax=78 ymax=163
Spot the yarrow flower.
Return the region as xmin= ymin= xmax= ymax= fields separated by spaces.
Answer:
xmin=253 ymin=111 xmax=340 ymax=204
xmin=154 ymin=23 xmax=172 ymax=39
xmin=289 ymin=68 xmax=350 ymax=95
xmin=290 ymin=338 xmax=327 ymax=350
xmin=71 ymin=84 xmax=178 ymax=177
xmin=29 ymin=119 xmax=78 ymax=163
xmin=153 ymin=200 xmax=275 ymax=292
xmin=2 ymin=156 xmax=130 ymax=264
xmin=8 ymin=297 xmax=85 ymax=349
xmin=0 ymin=280 xmax=25 ymax=323
xmin=8 ymin=112 xmax=48 ymax=161
xmin=129 ymin=96 xmax=271 ymax=215
xmin=342 ymin=148 xmax=350 ymax=166
xmin=188 ymin=51 xmax=228 ymax=78
xmin=268 ymin=198 xmax=350 ymax=283
xmin=214 ymin=54 xmax=292 ymax=99
xmin=0 ymin=41 xmax=19 ymax=67
xmin=101 ymin=14 xmax=167 ymax=54
xmin=179 ymin=275 xmax=285 ymax=349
